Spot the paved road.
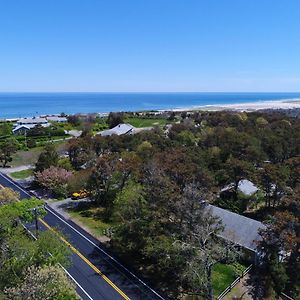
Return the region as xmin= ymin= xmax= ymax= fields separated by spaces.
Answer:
xmin=0 ymin=172 xmax=166 ymax=300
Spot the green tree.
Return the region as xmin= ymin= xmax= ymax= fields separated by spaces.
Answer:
xmin=35 ymin=143 xmax=59 ymax=172
xmin=0 ymin=138 xmax=18 ymax=167
xmin=107 ymin=112 xmax=124 ymax=129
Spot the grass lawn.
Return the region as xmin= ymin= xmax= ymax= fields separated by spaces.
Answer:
xmin=212 ymin=262 xmax=247 ymax=296
xmin=11 ymin=146 xmax=44 ymax=167
xmin=10 ymin=168 xmax=33 ymax=179
xmin=67 ymin=205 xmax=114 ymax=240
xmin=11 ymin=140 xmax=67 ymax=167
xmin=124 ymin=117 xmax=169 ymax=128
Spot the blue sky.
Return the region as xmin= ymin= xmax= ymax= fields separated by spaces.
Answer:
xmin=0 ymin=0 xmax=300 ymax=92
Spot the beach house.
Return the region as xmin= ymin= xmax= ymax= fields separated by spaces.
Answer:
xmin=12 ymin=117 xmax=50 ymax=135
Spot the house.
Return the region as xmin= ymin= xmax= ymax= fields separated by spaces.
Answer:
xmin=209 ymin=204 xmax=266 ymax=262
xmin=100 ymin=124 xmax=135 ymax=137
xmin=220 ymin=179 xmax=259 ymax=198
xmin=12 ymin=125 xmax=32 ymax=135
xmin=13 ymin=117 xmax=50 ymax=135
xmin=15 ymin=117 xmax=49 ymax=126
xmin=46 ymin=116 xmax=68 ymax=123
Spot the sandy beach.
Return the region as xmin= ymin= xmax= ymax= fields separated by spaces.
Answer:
xmin=173 ymin=99 xmax=300 ymax=112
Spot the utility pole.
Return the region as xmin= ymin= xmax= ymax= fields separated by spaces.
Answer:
xmin=33 ymin=207 xmax=39 ymax=236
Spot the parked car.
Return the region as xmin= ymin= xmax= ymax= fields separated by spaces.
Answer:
xmin=71 ymin=189 xmax=89 ymax=200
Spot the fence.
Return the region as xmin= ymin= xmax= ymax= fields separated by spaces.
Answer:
xmin=216 ymin=265 xmax=253 ymax=300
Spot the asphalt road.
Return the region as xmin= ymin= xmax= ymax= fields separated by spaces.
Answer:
xmin=0 ymin=172 xmax=166 ymax=300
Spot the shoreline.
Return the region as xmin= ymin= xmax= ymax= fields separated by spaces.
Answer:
xmin=2 ymin=99 xmax=300 ymax=121
xmin=171 ymin=99 xmax=300 ymax=112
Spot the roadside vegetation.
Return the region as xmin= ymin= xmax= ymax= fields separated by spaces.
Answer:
xmin=0 ymin=188 xmax=79 ymax=299
xmin=10 ymin=168 xmax=33 ymax=179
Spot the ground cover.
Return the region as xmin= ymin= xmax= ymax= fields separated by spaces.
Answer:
xmin=10 ymin=168 xmax=33 ymax=179
xmin=11 ymin=140 xmax=67 ymax=167
xmin=124 ymin=117 xmax=169 ymax=128
xmin=11 ymin=146 xmax=43 ymax=167
xmin=212 ymin=262 xmax=247 ymax=296
xmin=67 ymin=205 xmax=114 ymax=240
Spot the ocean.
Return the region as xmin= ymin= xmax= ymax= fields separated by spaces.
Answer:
xmin=0 ymin=92 xmax=300 ymax=119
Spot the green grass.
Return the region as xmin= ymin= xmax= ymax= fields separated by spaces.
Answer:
xmin=11 ymin=140 xmax=67 ymax=167
xmin=10 ymin=168 xmax=33 ymax=179
xmin=67 ymin=206 xmax=114 ymax=239
xmin=11 ymin=146 xmax=44 ymax=167
xmin=124 ymin=117 xmax=169 ymax=128
xmin=212 ymin=262 xmax=247 ymax=296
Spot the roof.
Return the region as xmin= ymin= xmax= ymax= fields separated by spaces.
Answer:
xmin=13 ymin=123 xmax=50 ymax=133
xmin=221 ymin=179 xmax=259 ymax=196
xmin=17 ymin=117 xmax=48 ymax=124
xmin=209 ymin=204 xmax=266 ymax=251
xmin=100 ymin=123 xmax=135 ymax=136
xmin=46 ymin=116 xmax=68 ymax=122
xmin=13 ymin=125 xmax=31 ymax=132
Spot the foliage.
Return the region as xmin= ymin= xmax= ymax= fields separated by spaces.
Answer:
xmin=35 ymin=166 xmax=72 ymax=197
xmin=35 ymin=143 xmax=59 ymax=172
xmin=0 ymin=138 xmax=19 ymax=167
xmin=107 ymin=112 xmax=124 ymax=128
xmin=4 ymin=265 xmax=79 ymax=300
xmin=0 ymin=188 xmax=20 ymax=206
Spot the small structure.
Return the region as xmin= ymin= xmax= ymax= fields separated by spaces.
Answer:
xmin=100 ymin=124 xmax=135 ymax=137
xmin=220 ymin=179 xmax=259 ymax=198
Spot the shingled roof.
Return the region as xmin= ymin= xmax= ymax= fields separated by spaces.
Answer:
xmin=209 ymin=204 xmax=266 ymax=251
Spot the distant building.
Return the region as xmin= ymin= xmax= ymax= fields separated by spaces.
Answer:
xmin=12 ymin=117 xmax=50 ymax=135
xmin=220 ymin=179 xmax=259 ymax=198
xmin=12 ymin=125 xmax=31 ymax=135
xmin=100 ymin=124 xmax=135 ymax=137
xmin=46 ymin=116 xmax=68 ymax=123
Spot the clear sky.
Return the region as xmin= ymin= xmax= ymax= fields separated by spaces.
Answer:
xmin=0 ymin=0 xmax=300 ymax=92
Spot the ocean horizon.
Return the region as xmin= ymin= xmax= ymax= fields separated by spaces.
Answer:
xmin=1 ymin=92 xmax=300 ymax=119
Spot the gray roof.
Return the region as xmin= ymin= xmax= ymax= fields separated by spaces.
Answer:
xmin=209 ymin=204 xmax=265 ymax=251
xmin=13 ymin=123 xmax=50 ymax=133
xmin=100 ymin=124 xmax=134 ymax=136
xmin=46 ymin=116 xmax=68 ymax=122
xmin=221 ymin=179 xmax=259 ymax=196
xmin=17 ymin=117 xmax=48 ymax=125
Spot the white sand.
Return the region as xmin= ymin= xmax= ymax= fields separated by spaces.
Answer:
xmin=172 ymin=99 xmax=300 ymax=112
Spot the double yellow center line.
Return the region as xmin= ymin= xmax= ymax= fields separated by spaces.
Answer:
xmin=39 ymin=218 xmax=131 ymax=300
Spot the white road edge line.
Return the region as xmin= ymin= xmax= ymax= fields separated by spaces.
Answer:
xmin=2 ymin=173 xmax=94 ymax=300
xmin=46 ymin=205 xmax=165 ymax=300
xmin=0 ymin=172 xmax=165 ymax=300
xmin=60 ymin=265 xmax=94 ymax=300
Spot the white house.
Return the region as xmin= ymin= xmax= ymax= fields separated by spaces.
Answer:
xmin=13 ymin=117 xmax=50 ymax=135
